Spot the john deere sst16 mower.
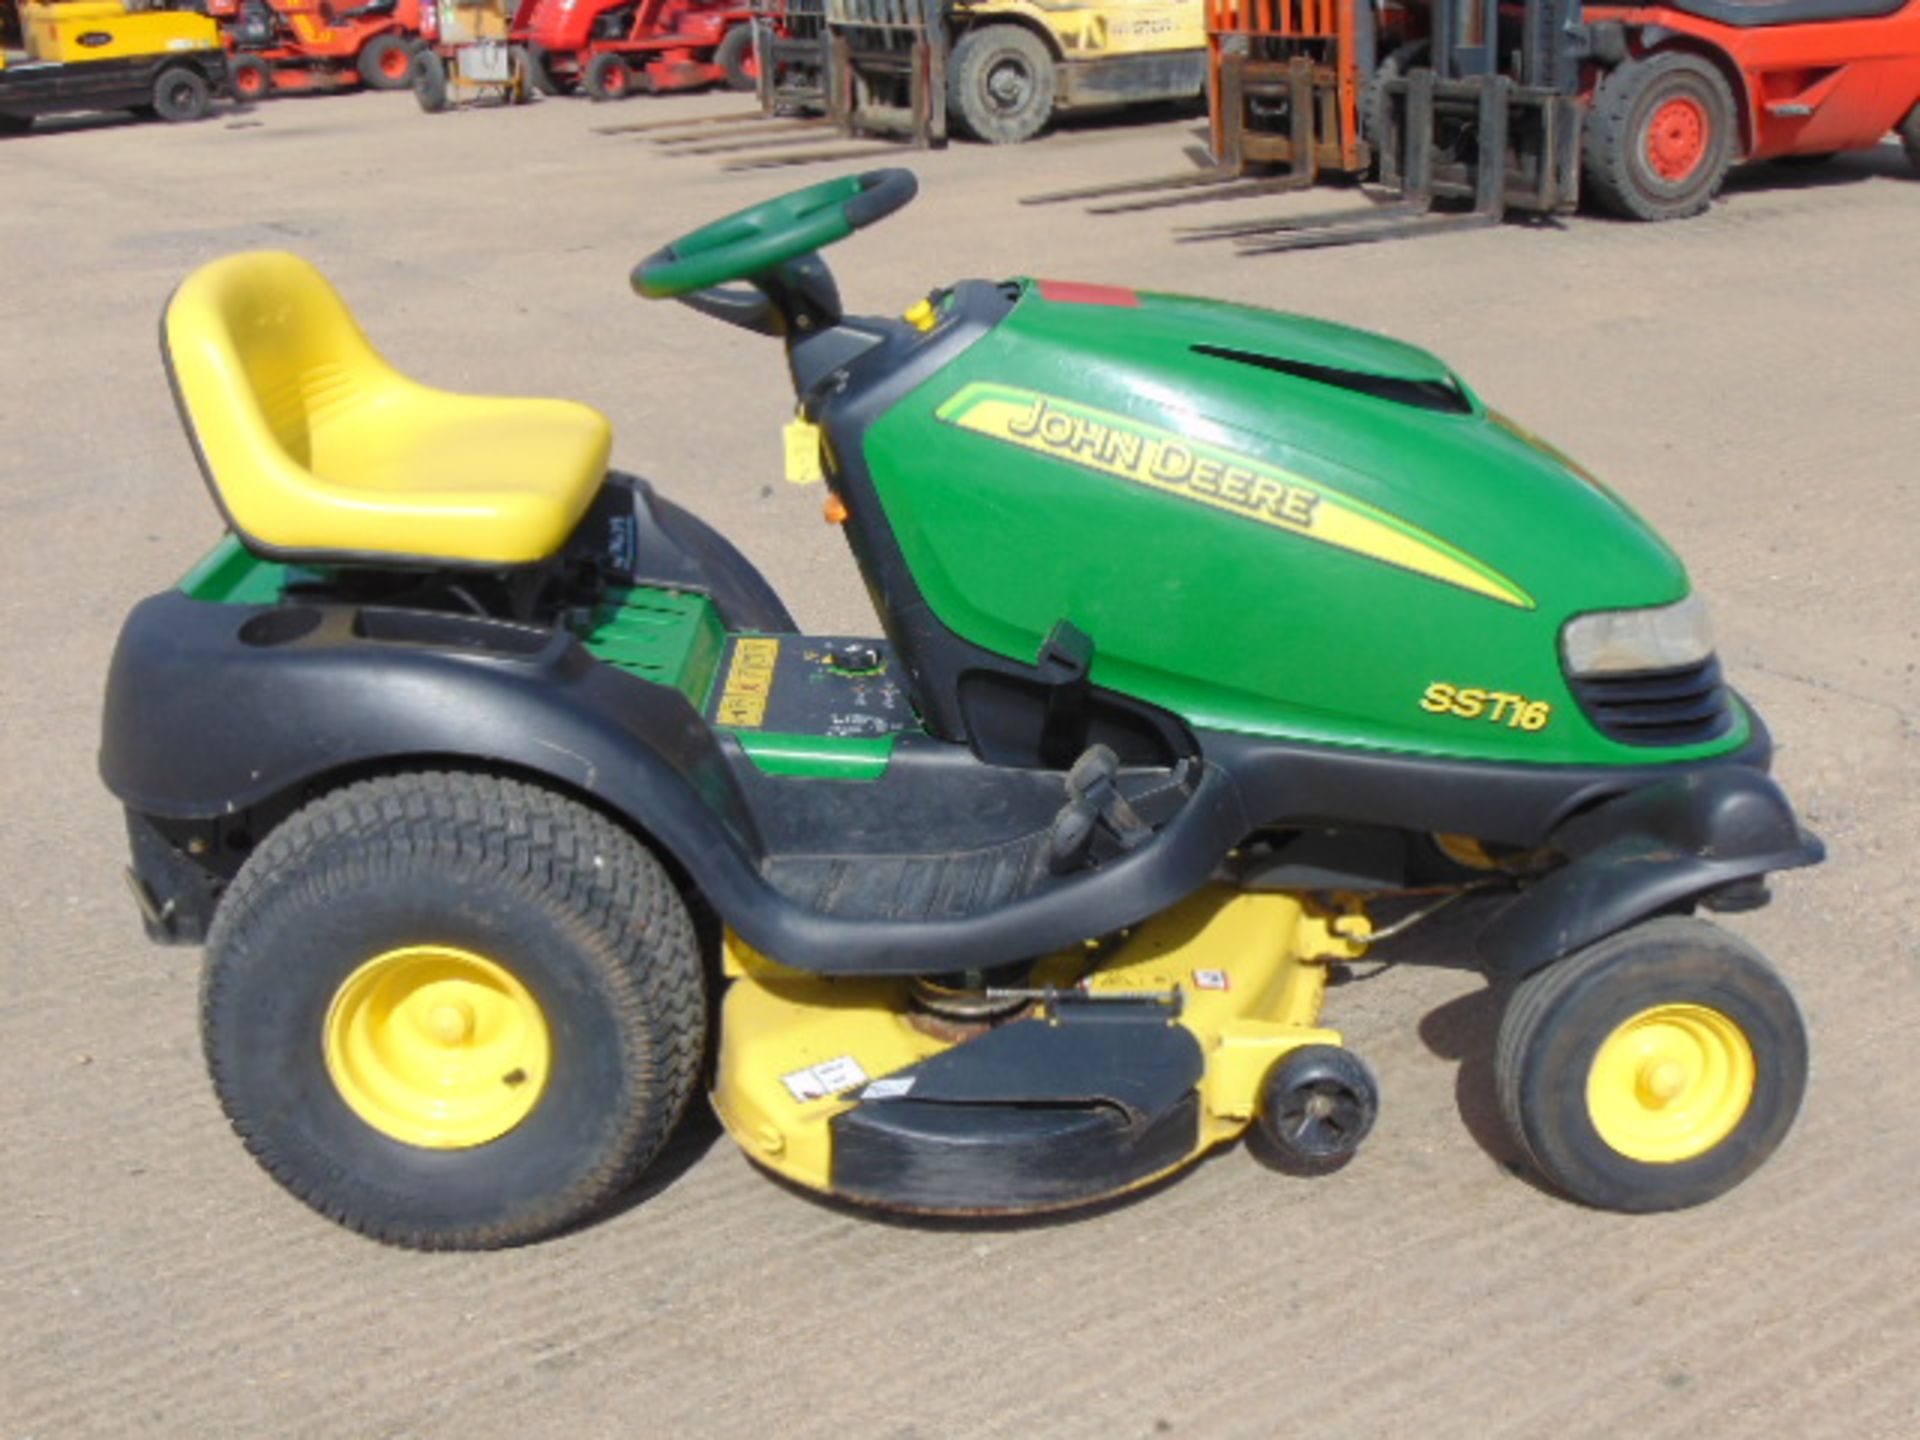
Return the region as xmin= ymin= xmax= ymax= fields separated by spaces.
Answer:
xmin=103 ymin=169 xmax=1822 ymax=1249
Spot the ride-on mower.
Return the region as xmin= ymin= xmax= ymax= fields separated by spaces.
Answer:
xmin=511 ymin=0 xmax=756 ymax=100
xmin=210 ymin=0 xmax=421 ymax=99
xmin=104 ymin=170 xmax=1822 ymax=1249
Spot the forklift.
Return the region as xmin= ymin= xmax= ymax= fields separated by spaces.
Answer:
xmin=1033 ymin=0 xmax=1920 ymax=245
xmin=1 ymin=0 xmax=229 ymax=131
xmin=605 ymin=0 xmax=1209 ymax=165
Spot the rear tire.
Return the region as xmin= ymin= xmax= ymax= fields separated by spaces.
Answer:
xmin=201 ymin=771 xmax=708 ymax=1249
xmin=584 ymin=51 xmax=636 ymax=101
xmin=360 ymin=33 xmax=416 ymax=90
xmin=152 ymin=66 xmax=211 ymax=122
xmin=947 ymin=23 xmax=1054 ymax=145
xmin=714 ymin=24 xmax=756 ymax=92
xmin=411 ymin=49 xmax=449 ymax=113
xmin=1583 ymin=52 xmax=1737 ymax=221
xmin=230 ymin=54 xmax=274 ymax=101
xmin=1496 ymin=917 xmax=1807 ymax=1212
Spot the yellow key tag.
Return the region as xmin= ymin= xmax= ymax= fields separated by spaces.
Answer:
xmin=784 ymin=420 xmax=824 ymax=485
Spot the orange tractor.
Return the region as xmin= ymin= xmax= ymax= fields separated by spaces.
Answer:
xmin=210 ymin=0 xmax=423 ymax=98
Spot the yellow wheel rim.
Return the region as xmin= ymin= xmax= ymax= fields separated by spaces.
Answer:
xmin=323 ymin=945 xmax=550 ymax=1149
xmin=1586 ymin=1002 xmax=1755 ymax=1164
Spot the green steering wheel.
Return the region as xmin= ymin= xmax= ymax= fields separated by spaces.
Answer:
xmin=631 ymin=169 xmax=919 ymax=300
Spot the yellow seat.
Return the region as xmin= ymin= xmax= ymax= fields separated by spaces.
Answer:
xmin=164 ymin=251 xmax=612 ymax=567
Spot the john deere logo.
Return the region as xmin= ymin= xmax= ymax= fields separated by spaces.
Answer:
xmin=937 ymin=381 xmax=1533 ymax=609
xmin=78 ymin=30 xmax=115 ymax=46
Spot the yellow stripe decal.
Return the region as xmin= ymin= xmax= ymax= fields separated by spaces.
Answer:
xmin=936 ymin=382 xmax=1533 ymax=609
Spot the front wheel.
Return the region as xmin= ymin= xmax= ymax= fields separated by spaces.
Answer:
xmin=584 ymin=51 xmax=636 ymax=102
xmin=230 ymin=54 xmax=274 ymax=102
xmin=1496 ymin=917 xmax=1807 ymax=1212
xmin=714 ymin=24 xmax=757 ymax=93
xmin=152 ymin=66 xmax=211 ymax=123
xmin=947 ymin=23 xmax=1054 ymax=145
xmin=411 ymin=49 xmax=449 ymax=113
xmin=201 ymin=772 xmax=708 ymax=1249
xmin=1583 ymin=53 xmax=1738 ymax=221
xmin=360 ymin=32 xmax=416 ymax=90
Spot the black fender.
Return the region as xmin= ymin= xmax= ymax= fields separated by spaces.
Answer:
xmin=102 ymin=587 xmax=765 ymax=927
xmin=1476 ymin=766 xmax=1824 ymax=979
xmin=101 ymin=588 xmax=1249 ymax=972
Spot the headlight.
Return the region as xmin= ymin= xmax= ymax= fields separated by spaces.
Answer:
xmin=1561 ymin=593 xmax=1714 ymax=676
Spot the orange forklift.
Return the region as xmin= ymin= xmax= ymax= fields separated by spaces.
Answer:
xmin=1034 ymin=0 xmax=1920 ymax=244
xmin=209 ymin=0 xmax=422 ymax=98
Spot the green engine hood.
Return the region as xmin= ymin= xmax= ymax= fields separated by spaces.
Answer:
xmin=861 ymin=281 xmax=1741 ymax=765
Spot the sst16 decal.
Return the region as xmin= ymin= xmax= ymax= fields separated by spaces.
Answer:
xmin=936 ymin=382 xmax=1533 ymax=609
xmin=1421 ymin=682 xmax=1553 ymax=732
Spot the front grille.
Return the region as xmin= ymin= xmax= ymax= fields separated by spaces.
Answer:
xmin=1570 ymin=655 xmax=1734 ymax=747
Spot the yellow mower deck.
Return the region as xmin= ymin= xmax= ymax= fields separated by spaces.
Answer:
xmin=713 ymin=887 xmax=1367 ymax=1210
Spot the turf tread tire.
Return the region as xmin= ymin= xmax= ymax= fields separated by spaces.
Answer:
xmin=715 ymin=24 xmax=756 ymax=92
xmin=584 ymin=51 xmax=634 ymax=101
xmin=1582 ymin=52 xmax=1737 ymax=222
xmin=1495 ymin=916 xmax=1807 ymax=1213
xmin=202 ymin=771 xmax=706 ymax=1249
xmin=359 ymin=33 xmax=415 ymax=90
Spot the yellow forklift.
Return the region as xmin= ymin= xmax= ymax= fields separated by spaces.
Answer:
xmin=0 ymin=0 xmax=229 ymax=131
xmin=608 ymin=0 xmax=1206 ymax=165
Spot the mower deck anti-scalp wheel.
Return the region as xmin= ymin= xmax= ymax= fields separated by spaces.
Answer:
xmin=230 ymin=54 xmax=273 ymax=101
xmin=947 ymin=23 xmax=1054 ymax=145
xmin=200 ymin=771 xmax=708 ymax=1249
xmin=1254 ymin=1044 xmax=1380 ymax=1174
xmin=151 ymin=66 xmax=211 ymax=122
xmin=1583 ymin=52 xmax=1737 ymax=221
xmin=1496 ymin=917 xmax=1807 ymax=1212
xmin=360 ymin=33 xmax=417 ymax=91
xmin=714 ymin=25 xmax=757 ymax=93
xmin=585 ymin=52 xmax=636 ymax=102
xmin=411 ymin=49 xmax=449 ymax=113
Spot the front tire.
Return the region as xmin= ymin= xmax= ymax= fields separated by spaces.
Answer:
xmin=584 ymin=51 xmax=636 ymax=101
xmin=411 ymin=49 xmax=449 ymax=113
xmin=947 ymin=23 xmax=1054 ymax=145
xmin=360 ymin=32 xmax=416 ymax=90
xmin=714 ymin=24 xmax=756 ymax=92
xmin=230 ymin=54 xmax=274 ymax=101
xmin=1496 ymin=917 xmax=1807 ymax=1212
xmin=202 ymin=772 xmax=708 ymax=1249
xmin=1583 ymin=53 xmax=1738 ymax=221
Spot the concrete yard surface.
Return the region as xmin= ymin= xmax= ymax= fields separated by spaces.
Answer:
xmin=2 ymin=91 xmax=1917 ymax=1439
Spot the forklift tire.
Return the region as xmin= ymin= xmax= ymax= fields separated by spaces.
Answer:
xmin=1899 ymin=103 xmax=1920 ymax=175
xmin=1361 ymin=40 xmax=1427 ymax=164
xmin=585 ymin=52 xmax=636 ymax=102
xmin=948 ymin=24 xmax=1054 ymax=145
xmin=411 ymin=49 xmax=449 ymax=113
xmin=1583 ymin=52 xmax=1737 ymax=222
xmin=360 ymin=33 xmax=416 ymax=91
xmin=230 ymin=55 xmax=274 ymax=102
xmin=715 ymin=24 xmax=756 ymax=93
xmin=201 ymin=771 xmax=708 ymax=1250
xmin=1495 ymin=917 xmax=1807 ymax=1213
xmin=152 ymin=67 xmax=211 ymax=123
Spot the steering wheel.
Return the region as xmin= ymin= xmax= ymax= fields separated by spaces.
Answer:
xmin=631 ymin=169 xmax=918 ymax=301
